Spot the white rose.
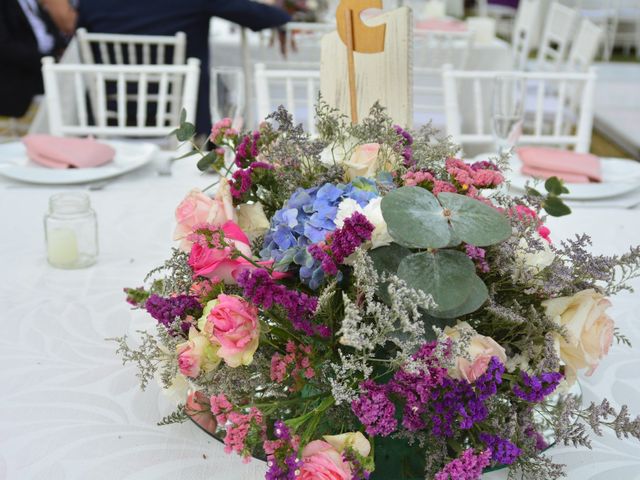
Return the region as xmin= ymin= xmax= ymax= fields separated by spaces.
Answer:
xmin=237 ymin=202 xmax=270 ymax=242
xmin=513 ymin=236 xmax=555 ymax=282
xmin=323 ymin=431 xmax=371 ymax=457
xmin=335 ymin=197 xmax=392 ymax=250
xmin=319 ymin=141 xmax=386 ymax=181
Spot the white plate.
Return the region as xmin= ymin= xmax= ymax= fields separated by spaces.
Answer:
xmin=473 ymin=154 xmax=640 ymax=200
xmin=0 ymin=140 xmax=158 ymax=185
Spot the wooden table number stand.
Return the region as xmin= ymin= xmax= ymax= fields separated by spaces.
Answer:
xmin=320 ymin=1 xmax=413 ymax=127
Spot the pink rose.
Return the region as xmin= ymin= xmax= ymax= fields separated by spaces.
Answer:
xmin=176 ymin=327 xmax=220 ymax=378
xmin=444 ymin=322 xmax=507 ymax=382
xmin=299 ymin=440 xmax=352 ymax=480
xmin=344 ymin=143 xmax=382 ymax=180
xmin=186 ymin=391 xmax=217 ymax=433
xmin=188 ymin=221 xmax=254 ymax=283
xmin=203 ymin=294 xmax=260 ymax=367
xmin=174 ymin=180 xmax=237 ymax=251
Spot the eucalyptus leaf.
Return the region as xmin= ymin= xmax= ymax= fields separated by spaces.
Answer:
xmin=196 ymin=151 xmax=218 ymax=171
xmin=397 ymin=250 xmax=476 ymax=312
xmin=369 ymin=243 xmax=411 ymax=276
xmin=544 ymin=176 xmax=569 ymax=195
xmin=437 ymin=193 xmax=511 ymax=247
xmin=381 ymin=187 xmax=451 ymax=248
xmin=430 ymin=274 xmax=488 ymax=318
xmin=543 ymin=196 xmax=572 ymax=217
xmin=369 ymin=244 xmax=411 ymax=304
xmin=176 ymin=122 xmax=196 ymax=142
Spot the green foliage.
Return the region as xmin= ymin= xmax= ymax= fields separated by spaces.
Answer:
xmin=381 ymin=187 xmax=511 ymax=249
xmin=397 ymin=250 xmax=488 ymax=317
xmin=527 ymin=176 xmax=572 ymax=217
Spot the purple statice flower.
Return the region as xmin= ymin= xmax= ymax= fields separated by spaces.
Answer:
xmin=513 ymin=371 xmax=563 ymax=403
xmin=525 ymin=426 xmax=549 ymax=451
xmin=464 ymin=244 xmax=490 ymax=273
xmin=236 ymin=269 xmax=328 ymax=337
xmin=434 ymin=449 xmax=492 ymax=480
xmin=479 ymin=433 xmax=522 ymax=465
xmin=394 ymin=124 xmax=414 ymax=167
xmin=309 ymin=212 xmax=375 ymax=276
xmin=428 ymin=357 xmax=503 ymax=437
xmin=470 ymin=160 xmax=499 ymax=172
xmin=343 ymin=448 xmax=371 ymax=480
xmin=144 ymin=294 xmax=201 ymax=334
xmin=273 ymin=419 xmax=291 ymax=440
xmin=235 ymin=132 xmax=261 ymax=168
xmin=474 ymin=356 xmax=505 ymax=400
xmin=388 ymin=342 xmax=449 ymax=432
xmin=231 ymin=169 xmax=253 ymax=198
xmin=249 ymin=161 xmax=274 ymax=171
xmin=351 ymin=380 xmax=398 ymax=437
xmin=265 ymin=452 xmax=302 ymax=480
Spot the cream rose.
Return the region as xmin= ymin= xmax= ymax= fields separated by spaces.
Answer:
xmin=323 ymin=432 xmax=371 ymax=457
xmin=237 ymin=202 xmax=270 ymax=242
xmin=343 ymin=143 xmax=381 ymax=180
xmin=444 ymin=322 xmax=507 ymax=382
xmin=542 ymin=289 xmax=615 ymax=382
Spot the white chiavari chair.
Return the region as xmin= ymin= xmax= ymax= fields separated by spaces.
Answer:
xmin=567 ymin=19 xmax=604 ymax=71
xmin=442 ymin=65 xmax=597 ymax=154
xmin=41 ymin=57 xmax=200 ymax=151
xmin=413 ymin=29 xmax=474 ymax=128
xmin=254 ymin=63 xmax=321 ymax=134
xmin=512 ymin=0 xmax=542 ymax=70
xmin=537 ymin=2 xmax=580 ymax=72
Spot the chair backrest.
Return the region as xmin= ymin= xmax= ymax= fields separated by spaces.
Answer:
xmin=536 ymin=2 xmax=579 ymax=71
xmin=76 ymin=28 xmax=187 ymax=65
xmin=41 ymin=57 xmax=200 ymax=142
xmin=512 ymin=0 xmax=541 ymax=70
xmin=442 ymin=65 xmax=596 ymax=153
xmin=567 ymin=19 xmax=603 ymax=71
xmin=254 ymin=62 xmax=321 ymax=133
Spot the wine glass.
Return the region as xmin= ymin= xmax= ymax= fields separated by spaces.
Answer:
xmin=210 ymin=66 xmax=245 ymax=129
xmin=491 ymin=75 xmax=525 ymax=156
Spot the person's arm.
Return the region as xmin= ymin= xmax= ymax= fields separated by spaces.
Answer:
xmin=38 ymin=0 xmax=77 ymax=36
xmin=205 ymin=0 xmax=291 ymax=31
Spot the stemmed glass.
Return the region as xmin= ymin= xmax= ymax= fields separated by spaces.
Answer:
xmin=491 ymin=75 xmax=525 ymax=156
xmin=210 ymin=66 xmax=245 ymax=129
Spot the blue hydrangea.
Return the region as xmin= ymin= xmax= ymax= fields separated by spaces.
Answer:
xmin=260 ymin=179 xmax=379 ymax=289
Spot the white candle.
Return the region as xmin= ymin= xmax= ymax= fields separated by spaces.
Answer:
xmin=466 ymin=17 xmax=496 ymax=44
xmin=47 ymin=227 xmax=79 ymax=267
xmin=424 ymin=0 xmax=446 ymax=19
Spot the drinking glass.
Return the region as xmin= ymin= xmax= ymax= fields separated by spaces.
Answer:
xmin=491 ymin=75 xmax=525 ymax=156
xmin=210 ymin=67 xmax=245 ymax=128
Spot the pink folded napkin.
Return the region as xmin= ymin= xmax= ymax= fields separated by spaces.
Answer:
xmin=22 ymin=135 xmax=115 ymax=169
xmin=517 ymin=147 xmax=602 ymax=184
xmin=415 ymin=19 xmax=468 ymax=32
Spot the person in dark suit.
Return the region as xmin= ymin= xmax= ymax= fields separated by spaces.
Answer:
xmin=0 ymin=0 xmax=72 ymax=117
xmin=78 ymin=0 xmax=291 ymax=135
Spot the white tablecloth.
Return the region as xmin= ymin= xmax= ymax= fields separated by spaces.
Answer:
xmin=0 ymin=156 xmax=639 ymax=480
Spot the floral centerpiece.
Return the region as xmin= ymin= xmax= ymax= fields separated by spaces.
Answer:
xmin=116 ymin=105 xmax=640 ymax=480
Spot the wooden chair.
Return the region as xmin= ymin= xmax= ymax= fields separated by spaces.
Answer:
xmin=41 ymin=57 xmax=200 ymax=150
xmin=254 ymin=62 xmax=321 ymax=133
xmin=442 ymin=65 xmax=597 ymax=154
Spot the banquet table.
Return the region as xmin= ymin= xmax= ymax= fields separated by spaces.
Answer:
xmin=0 ymin=153 xmax=639 ymax=480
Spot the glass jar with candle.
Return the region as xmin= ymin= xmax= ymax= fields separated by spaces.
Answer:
xmin=44 ymin=192 xmax=98 ymax=269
